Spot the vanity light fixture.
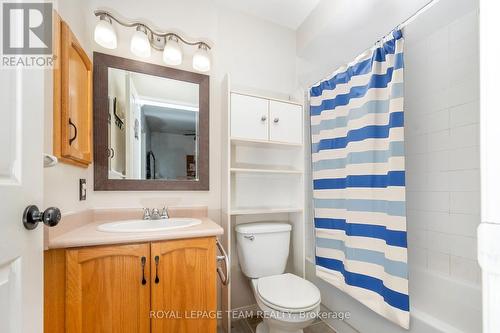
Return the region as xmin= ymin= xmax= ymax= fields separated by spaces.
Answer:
xmin=94 ymin=14 xmax=117 ymax=49
xmin=163 ymin=36 xmax=183 ymax=66
xmin=192 ymin=44 xmax=211 ymax=72
xmin=93 ymin=10 xmax=212 ymax=72
xmin=130 ymin=25 xmax=151 ymax=58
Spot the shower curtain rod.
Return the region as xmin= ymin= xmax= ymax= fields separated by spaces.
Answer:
xmin=307 ymin=0 xmax=441 ymax=91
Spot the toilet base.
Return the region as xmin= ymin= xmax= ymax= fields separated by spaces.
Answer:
xmin=256 ymin=321 xmax=304 ymax=333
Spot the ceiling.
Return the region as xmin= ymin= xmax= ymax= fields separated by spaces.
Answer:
xmin=216 ymin=0 xmax=321 ymax=30
xmin=130 ymin=72 xmax=198 ymax=108
xmin=142 ymin=106 xmax=197 ymax=134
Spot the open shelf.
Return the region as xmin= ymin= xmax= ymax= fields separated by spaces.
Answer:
xmin=230 ymin=163 xmax=303 ymax=174
xmin=230 ymin=207 xmax=303 ymax=215
xmin=231 ymin=172 xmax=303 ymax=211
xmin=231 ymin=137 xmax=303 ymax=149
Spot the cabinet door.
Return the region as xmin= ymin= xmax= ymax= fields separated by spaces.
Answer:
xmin=66 ymin=243 xmax=150 ymax=333
xmin=269 ymin=100 xmax=303 ymax=144
xmin=151 ymin=237 xmax=217 ymax=333
xmin=60 ymin=20 xmax=92 ymax=165
xmin=231 ymin=93 xmax=269 ymax=141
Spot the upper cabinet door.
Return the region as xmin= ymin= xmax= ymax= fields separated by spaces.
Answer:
xmin=65 ymin=243 xmax=151 ymax=333
xmin=60 ymin=20 xmax=92 ymax=165
xmin=151 ymin=237 xmax=217 ymax=333
xmin=269 ymin=100 xmax=303 ymax=144
xmin=231 ymin=93 xmax=269 ymax=141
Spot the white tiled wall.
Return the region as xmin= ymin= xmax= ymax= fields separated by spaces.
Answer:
xmin=405 ymin=10 xmax=480 ymax=285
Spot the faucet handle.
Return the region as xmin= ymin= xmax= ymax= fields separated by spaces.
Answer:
xmin=151 ymin=208 xmax=160 ymax=219
xmin=143 ymin=208 xmax=151 ymax=220
xmin=161 ymin=207 xmax=169 ymax=219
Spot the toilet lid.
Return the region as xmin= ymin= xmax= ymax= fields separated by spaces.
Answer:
xmin=257 ymin=273 xmax=321 ymax=312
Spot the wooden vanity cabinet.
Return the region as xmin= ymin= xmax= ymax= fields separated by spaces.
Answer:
xmin=44 ymin=237 xmax=217 ymax=333
xmin=65 ymin=243 xmax=151 ymax=333
xmin=53 ymin=11 xmax=93 ymax=167
xmin=151 ymin=237 xmax=217 ymax=333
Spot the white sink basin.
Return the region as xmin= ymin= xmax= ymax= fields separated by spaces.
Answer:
xmin=97 ymin=218 xmax=202 ymax=233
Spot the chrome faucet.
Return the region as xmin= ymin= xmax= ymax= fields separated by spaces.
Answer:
xmin=160 ymin=207 xmax=169 ymax=219
xmin=143 ymin=208 xmax=151 ymax=220
xmin=151 ymin=208 xmax=160 ymax=220
xmin=143 ymin=207 xmax=168 ymax=220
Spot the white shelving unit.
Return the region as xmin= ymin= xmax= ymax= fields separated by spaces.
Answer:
xmin=230 ymin=207 xmax=304 ymax=215
xmin=230 ymin=137 xmax=304 ymax=148
xmin=220 ymin=75 xmax=306 ymax=332
xmin=230 ymin=166 xmax=303 ymax=175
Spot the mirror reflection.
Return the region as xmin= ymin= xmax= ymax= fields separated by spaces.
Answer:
xmin=107 ymin=68 xmax=199 ymax=180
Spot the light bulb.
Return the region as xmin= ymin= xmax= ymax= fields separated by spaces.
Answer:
xmin=130 ymin=26 xmax=151 ymax=58
xmin=163 ymin=36 xmax=183 ymax=66
xmin=94 ymin=16 xmax=117 ymax=49
xmin=192 ymin=44 xmax=211 ymax=72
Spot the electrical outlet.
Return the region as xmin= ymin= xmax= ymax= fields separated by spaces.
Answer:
xmin=79 ymin=179 xmax=87 ymax=201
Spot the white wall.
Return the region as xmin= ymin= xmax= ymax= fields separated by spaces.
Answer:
xmin=298 ymin=0 xmax=481 ymax=332
xmin=44 ymin=0 xmax=297 ymax=221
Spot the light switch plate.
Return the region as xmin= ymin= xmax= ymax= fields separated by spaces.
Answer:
xmin=79 ymin=179 xmax=87 ymax=201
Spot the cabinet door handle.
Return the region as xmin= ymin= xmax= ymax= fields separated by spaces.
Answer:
xmin=154 ymin=255 xmax=160 ymax=284
xmin=69 ymin=118 xmax=78 ymax=146
xmin=141 ymin=257 xmax=147 ymax=285
xmin=273 ymin=117 xmax=280 ymax=123
xmin=260 ymin=115 xmax=267 ymax=122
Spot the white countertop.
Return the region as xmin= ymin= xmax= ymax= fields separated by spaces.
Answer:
xmin=47 ymin=217 xmax=224 ymax=249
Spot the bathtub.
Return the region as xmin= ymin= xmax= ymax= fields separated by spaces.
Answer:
xmin=305 ymin=259 xmax=482 ymax=333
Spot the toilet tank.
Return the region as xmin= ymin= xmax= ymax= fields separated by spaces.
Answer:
xmin=235 ymin=222 xmax=291 ymax=279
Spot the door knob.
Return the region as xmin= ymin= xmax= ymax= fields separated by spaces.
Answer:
xmin=23 ymin=205 xmax=61 ymax=230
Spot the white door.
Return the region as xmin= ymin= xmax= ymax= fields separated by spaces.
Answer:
xmin=127 ymin=76 xmax=142 ymax=179
xmin=230 ymin=93 xmax=269 ymax=141
xmin=269 ymin=100 xmax=303 ymax=144
xmin=0 ymin=67 xmax=45 ymax=332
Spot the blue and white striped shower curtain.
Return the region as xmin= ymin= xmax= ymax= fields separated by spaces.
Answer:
xmin=310 ymin=30 xmax=409 ymax=329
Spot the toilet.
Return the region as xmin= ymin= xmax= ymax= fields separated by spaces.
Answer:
xmin=235 ymin=222 xmax=321 ymax=333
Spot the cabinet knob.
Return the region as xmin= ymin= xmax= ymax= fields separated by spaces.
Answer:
xmin=261 ymin=115 xmax=267 ymax=122
xmin=273 ymin=117 xmax=280 ymax=123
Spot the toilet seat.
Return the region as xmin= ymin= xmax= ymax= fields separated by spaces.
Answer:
xmin=256 ymin=273 xmax=321 ymax=313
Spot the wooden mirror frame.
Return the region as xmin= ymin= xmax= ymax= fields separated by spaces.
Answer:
xmin=93 ymin=52 xmax=209 ymax=191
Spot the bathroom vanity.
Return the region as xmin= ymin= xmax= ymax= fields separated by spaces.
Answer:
xmin=44 ymin=208 xmax=224 ymax=333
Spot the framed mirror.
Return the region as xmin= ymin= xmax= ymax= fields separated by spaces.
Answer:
xmin=93 ymin=52 xmax=209 ymax=190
